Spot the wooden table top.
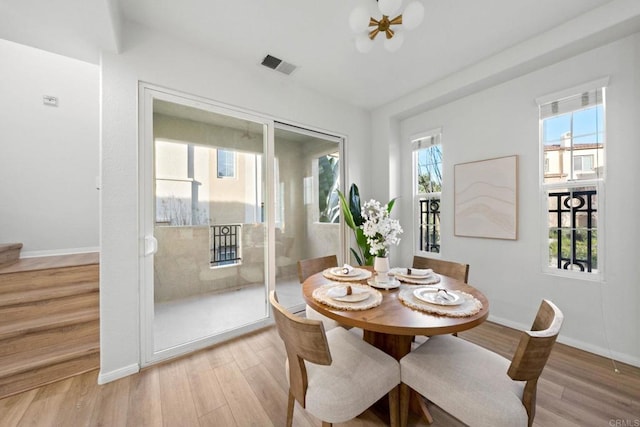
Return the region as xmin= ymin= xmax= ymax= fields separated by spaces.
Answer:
xmin=302 ymin=268 xmax=489 ymax=337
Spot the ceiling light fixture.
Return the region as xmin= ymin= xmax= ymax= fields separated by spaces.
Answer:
xmin=349 ymin=0 xmax=424 ymax=53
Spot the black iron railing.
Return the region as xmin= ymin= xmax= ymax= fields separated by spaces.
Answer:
xmin=210 ymin=224 xmax=242 ymax=267
xmin=419 ymin=198 xmax=440 ymax=253
xmin=548 ymin=189 xmax=597 ymax=272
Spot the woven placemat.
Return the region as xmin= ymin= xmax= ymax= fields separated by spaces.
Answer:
xmin=322 ymin=268 xmax=372 ymax=282
xmin=312 ymin=283 xmax=382 ymax=311
xmin=398 ymin=286 xmax=482 ymax=317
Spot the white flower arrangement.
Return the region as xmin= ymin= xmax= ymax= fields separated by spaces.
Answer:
xmin=361 ymin=199 xmax=403 ymax=257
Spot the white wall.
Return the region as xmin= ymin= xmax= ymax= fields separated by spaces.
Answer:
xmin=0 ymin=39 xmax=99 ymax=256
xmin=99 ymin=22 xmax=372 ymax=382
xmin=386 ymin=34 xmax=640 ymax=366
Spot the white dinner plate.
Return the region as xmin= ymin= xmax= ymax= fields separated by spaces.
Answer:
xmin=367 ymin=278 xmax=400 ymax=290
xmin=327 ymin=285 xmax=370 ymax=302
xmin=330 ymin=267 xmax=360 ymax=277
xmin=413 ymin=288 xmax=463 ymax=306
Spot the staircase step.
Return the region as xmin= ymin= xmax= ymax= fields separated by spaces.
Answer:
xmin=0 ymin=252 xmax=100 ymax=400
xmin=0 ymin=305 xmax=98 ymax=341
xmin=0 ymin=352 xmax=100 ymax=399
xmin=0 ymin=320 xmax=98 ymax=361
xmin=0 ymin=290 xmax=97 ymax=322
xmin=0 ymin=281 xmax=98 ymax=308
xmin=0 ymin=264 xmax=98 ymax=294
xmin=0 ymin=243 xmax=22 ymax=268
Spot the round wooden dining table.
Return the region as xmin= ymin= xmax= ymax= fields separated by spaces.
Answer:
xmin=302 ymin=267 xmax=490 ymax=361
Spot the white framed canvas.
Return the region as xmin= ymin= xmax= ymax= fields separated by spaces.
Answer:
xmin=454 ymin=155 xmax=518 ymax=240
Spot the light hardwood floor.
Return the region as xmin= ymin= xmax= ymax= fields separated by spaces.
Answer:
xmin=1 ymin=321 xmax=638 ymax=427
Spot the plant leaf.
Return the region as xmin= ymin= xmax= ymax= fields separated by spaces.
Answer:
xmin=337 ymin=190 xmax=356 ymax=230
xmin=350 ymin=248 xmax=363 ymax=266
xmin=349 ymin=184 xmax=364 ymax=226
xmin=386 ymin=197 xmax=398 ymax=213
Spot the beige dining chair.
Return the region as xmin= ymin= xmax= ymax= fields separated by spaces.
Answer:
xmin=412 ymin=255 xmax=470 ymax=341
xmin=270 ymin=291 xmax=400 ymax=427
xmin=399 ymin=299 xmax=563 ymax=427
xmin=412 ymin=255 xmax=469 ymax=283
xmin=297 ymin=255 xmax=341 ymax=330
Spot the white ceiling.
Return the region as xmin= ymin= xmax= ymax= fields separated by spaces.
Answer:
xmin=3 ymin=0 xmax=639 ymax=110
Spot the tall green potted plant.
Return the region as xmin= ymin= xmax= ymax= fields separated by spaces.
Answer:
xmin=338 ymin=183 xmax=397 ymax=266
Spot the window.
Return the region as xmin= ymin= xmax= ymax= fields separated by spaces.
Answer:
xmin=412 ymin=131 xmax=442 ymax=254
xmin=317 ymin=152 xmax=340 ymax=223
xmin=217 ymin=149 xmax=235 ymax=178
xmin=155 ymin=140 xmax=209 ymax=226
xmin=538 ymin=80 xmax=606 ymax=277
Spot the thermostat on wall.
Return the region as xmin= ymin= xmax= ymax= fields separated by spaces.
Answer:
xmin=43 ymin=95 xmax=58 ymax=106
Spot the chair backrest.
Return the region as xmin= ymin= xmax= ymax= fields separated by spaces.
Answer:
xmin=297 ymin=255 xmax=338 ymax=283
xmin=412 ymin=256 xmax=470 ymax=283
xmin=269 ymin=291 xmax=332 ymax=406
xmin=508 ymin=299 xmax=563 ymax=381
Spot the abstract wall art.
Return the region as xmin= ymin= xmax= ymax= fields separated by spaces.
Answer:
xmin=454 ymin=155 xmax=518 ymax=240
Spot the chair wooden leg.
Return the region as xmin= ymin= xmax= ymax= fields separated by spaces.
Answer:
xmin=388 ymin=385 xmax=400 ymax=427
xmin=399 ymin=383 xmax=410 ymax=427
xmin=523 ymin=379 xmax=538 ymax=427
xmin=413 ymin=391 xmax=434 ymax=424
xmin=286 ymin=390 xmax=295 ymax=427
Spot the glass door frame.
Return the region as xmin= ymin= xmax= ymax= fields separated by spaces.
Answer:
xmin=138 ymin=83 xmax=277 ymax=366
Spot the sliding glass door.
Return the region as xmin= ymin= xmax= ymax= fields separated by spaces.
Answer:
xmin=272 ymin=124 xmax=344 ymax=313
xmin=140 ymin=85 xmax=274 ymax=364
xmin=139 ymin=84 xmax=345 ymax=366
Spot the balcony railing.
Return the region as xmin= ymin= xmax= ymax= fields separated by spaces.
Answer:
xmin=210 ymin=224 xmax=242 ymax=267
xmin=419 ymin=198 xmax=440 ymax=253
xmin=548 ymin=189 xmax=597 ymax=272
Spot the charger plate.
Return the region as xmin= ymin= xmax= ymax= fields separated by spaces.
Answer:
xmin=398 ymin=286 xmax=482 ymax=317
xmin=322 ymin=268 xmax=372 ymax=282
xmin=312 ymin=283 xmax=382 ymax=310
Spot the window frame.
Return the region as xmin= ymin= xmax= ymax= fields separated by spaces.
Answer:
xmin=411 ymin=129 xmax=443 ymax=257
xmin=536 ymin=78 xmax=608 ymax=281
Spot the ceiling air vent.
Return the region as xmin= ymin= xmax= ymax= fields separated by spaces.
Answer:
xmin=261 ymin=54 xmax=297 ymax=75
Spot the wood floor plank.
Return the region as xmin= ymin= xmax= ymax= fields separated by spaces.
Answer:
xmin=204 ymin=341 xmax=235 ymax=369
xmin=125 ymin=368 xmax=163 ymax=427
xmin=51 ymin=370 xmax=99 ymax=427
xmin=0 ymin=389 xmax=37 ymax=426
xmin=198 ymin=404 xmax=238 ymax=427
xmin=185 ymin=351 xmax=227 ymax=418
xmin=243 ymin=362 xmax=316 ymax=427
xmin=214 ymin=361 xmax=274 ymax=426
xmin=15 ymin=389 xmax=66 ymax=427
xmin=89 ymin=374 xmax=131 ymax=427
xmin=226 ymin=335 xmax=262 ymax=371
xmin=158 ymin=360 xmax=200 ymax=427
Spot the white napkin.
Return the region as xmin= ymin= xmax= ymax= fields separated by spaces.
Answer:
xmin=327 ymin=285 xmax=366 ymax=298
xmin=341 ymin=264 xmax=355 ymax=275
xmin=390 ymin=267 xmax=433 ymax=276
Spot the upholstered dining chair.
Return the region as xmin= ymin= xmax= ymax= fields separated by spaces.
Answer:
xmin=399 ymin=299 xmax=563 ymax=427
xmin=297 ymin=255 xmax=341 ymax=330
xmin=412 ymin=255 xmax=470 ymax=341
xmin=412 ymin=255 xmax=469 ymax=283
xmin=269 ymin=291 xmax=400 ymax=427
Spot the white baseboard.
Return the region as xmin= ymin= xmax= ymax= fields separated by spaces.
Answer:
xmin=20 ymin=247 xmax=100 ymax=258
xmin=97 ymin=363 xmax=140 ymax=385
xmin=488 ymin=314 xmax=640 ymax=368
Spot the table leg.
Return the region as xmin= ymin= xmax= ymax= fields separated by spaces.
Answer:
xmin=362 ymin=330 xmax=413 ymax=361
xmin=362 ymin=331 xmax=434 ymax=424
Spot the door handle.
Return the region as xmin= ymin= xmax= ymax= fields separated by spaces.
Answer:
xmin=144 ymin=236 xmax=158 ymax=256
